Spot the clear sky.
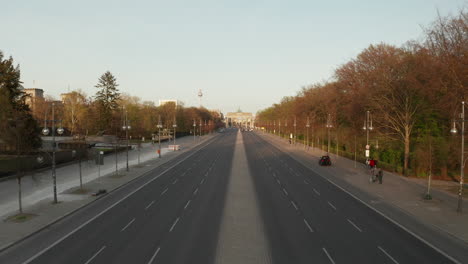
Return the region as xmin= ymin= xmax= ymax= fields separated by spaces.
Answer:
xmin=1 ymin=0 xmax=465 ymax=114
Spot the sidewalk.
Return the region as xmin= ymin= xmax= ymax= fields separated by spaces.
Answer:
xmin=0 ymin=134 xmax=216 ymax=251
xmin=258 ymin=131 xmax=468 ymax=245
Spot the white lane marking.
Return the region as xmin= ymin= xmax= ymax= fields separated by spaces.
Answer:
xmin=147 ymin=247 xmax=161 ymax=264
xmin=200 ymin=178 xmax=205 ymax=184
xmin=193 ymin=188 xmax=199 ymax=195
xmin=21 ymin=136 xmax=217 ymax=264
xmin=145 ymin=200 xmax=155 ymax=210
xmin=347 ymin=219 xmax=362 ymax=232
xmin=313 ymin=188 xmax=320 ymax=195
xmin=84 ymin=246 xmax=106 ymax=264
xmin=276 ymin=179 xmax=281 ymax=185
xmin=322 ymin=248 xmax=336 ymax=264
xmin=328 ymin=202 xmax=337 ymax=211
xmin=378 ymin=246 xmax=400 ymax=264
xmin=181 ymin=172 xmax=186 ymax=177
xmin=184 ymin=200 xmax=191 ymax=210
xmin=272 ymin=172 xmax=276 ymax=177
xmin=304 ymin=180 xmax=309 ymax=184
xmin=169 ymin=217 xmax=180 ymax=232
xmin=303 ymin=219 xmax=314 ymax=232
xmin=291 ymin=201 xmax=298 ymax=210
xmin=282 ymin=188 xmax=289 ymax=196
xmin=172 ymin=179 xmax=178 ymax=184
xmin=120 ymin=218 xmax=136 ymax=232
xmin=161 ymin=188 xmax=168 ymax=196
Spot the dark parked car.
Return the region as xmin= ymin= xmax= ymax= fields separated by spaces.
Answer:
xmin=319 ymin=155 xmax=331 ymax=166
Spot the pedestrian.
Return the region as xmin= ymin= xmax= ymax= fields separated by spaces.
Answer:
xmin=369 ymin=158 xmax=375 ymax=169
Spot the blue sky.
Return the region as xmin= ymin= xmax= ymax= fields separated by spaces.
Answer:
xmin=1 ymin=0 xmax=465 ymax=114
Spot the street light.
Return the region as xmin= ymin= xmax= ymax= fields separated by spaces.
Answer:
xmin=193 ymin=120 xmax=196 ymax=141
xmin=293 ymin=116 xmax=297 ymax=145
xmin=122 ymin=108 xmax=131 ymax=171
xmin=326 ymin=114 xmax=333 ymax=154
xmin=157 ymin=115 xmax=162 ymax=158
xmin=173 ymin=117 xmax=177 ymax=147
xmin=306 ymin=116 xmax=310 ymax=150
xmin=279 ymin=120 xmax=281 ymax=138
xmin=451 ymin=101 xmax=466 ymax=213
xmin=42 ymin=102 xmax=64 ymax=204
xmin=199 ymin=119 xmax=202 ymax=139
xmin=363 ymin=110 xmax=374 ymax=159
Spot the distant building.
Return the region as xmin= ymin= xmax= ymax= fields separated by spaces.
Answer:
xmin=225 ymin=109 xmax=253 ymax=128
xmin=23 ymin=88 xmax=44 ymax=112
xmin=159 ymin=99 xmax=178 ymax=107
xmin=60 ymin=92 xmax=72 ymax=103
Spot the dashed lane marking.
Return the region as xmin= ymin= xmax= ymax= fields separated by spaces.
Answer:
xmin=161 ymin=188 xmax=168 ymax=196
xmin=303 ymin=219 xmax=314 ymax=232
xmin=120 ymin=218 xmax=136 ymax=232
xmin=193 ymin=188 xmax=199 ymax=195
xmin=291 ymin=201 xmax=299 ymax=210
xmin=145 ymin=200 xmax=155 ymax=210
xmin=347 ymin=219 xmax=362 ymax=232
xmin=328 ymin=202 xmax=337 ymax=211
xmin=313 ymin=188 xmax=320 ymax=195
xmin=169 ymin=217 xmax=180 ymax=232
xmin=147 ymin=247 xmax=161 ymax=264
xmin=172 ymin=179 xmax=178 ymax=184
xmin=84 ymin=246 xmax=106 ymax=264
xmin=378 ymin=246 xmax=399 ymax=264
xmin=304 ymin=180 xmax=309 ymax=184
xmin=282 ymin=188 xmax=289 ymax=196
xmin=322 ymin=248 xmax=336 ymax=264
xmin=184 ymin=200 xmax=191 ymax=210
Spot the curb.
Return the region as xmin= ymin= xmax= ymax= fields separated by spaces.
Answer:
xmin=0 ymin=134 xmax=218 ymax=254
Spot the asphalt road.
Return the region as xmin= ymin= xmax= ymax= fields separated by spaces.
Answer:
xmin=0 ymin=128 xmax=459 ymax=264
xmin=242 ymin=131 xmax=455 ymax=264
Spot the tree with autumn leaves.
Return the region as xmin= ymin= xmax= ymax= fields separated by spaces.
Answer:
xmin=257 ymin=10 xmax=467 ymax=178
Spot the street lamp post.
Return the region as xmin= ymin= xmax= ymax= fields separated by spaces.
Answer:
xmin=285 ymin=119 xmax=288 ymax=141
xmin=193 ymin=120 xmax=196 ymax=142
xmin=42 ymin=102 xmax=64 ymax=204
xmin=363 ymin=110 xmax=374 ymax=159
xmin=306 ymin=116 xmax=310 ymax=150
xmin=173 ymin=117 xmax=177 ymax=147
xmin=199 ymin=119 xmax=202 ymax=139
xmin=326 ymin=114 xmax=333 ymax=154
xmin=157 ymin=115 xmax=162 ymax=158
xmin=451 ymin=101 xmax=466 ymax=213
xmin=293 ymin=116 xmax=297 ymax=145
xmin=278 ymin=120 xmax=281 ymax=138
xmin=122 ymin=108 xmax=131 ymax=171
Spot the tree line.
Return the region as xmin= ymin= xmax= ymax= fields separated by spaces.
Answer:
xmin=0 ymin=60 xmax=223 ymax=153
xmin=257 ymin=10 xmax=467 ymax=179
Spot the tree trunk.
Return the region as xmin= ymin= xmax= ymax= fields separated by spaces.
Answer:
xmin=404 ymin=130 xmax=410 ymax=176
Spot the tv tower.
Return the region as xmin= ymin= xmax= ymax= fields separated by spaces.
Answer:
xmin=198 ymin=89 xmax=203 ymax=107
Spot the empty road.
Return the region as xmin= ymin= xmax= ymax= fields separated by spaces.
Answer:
xmin=0 ymin=129 xmax=459 ymax=264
